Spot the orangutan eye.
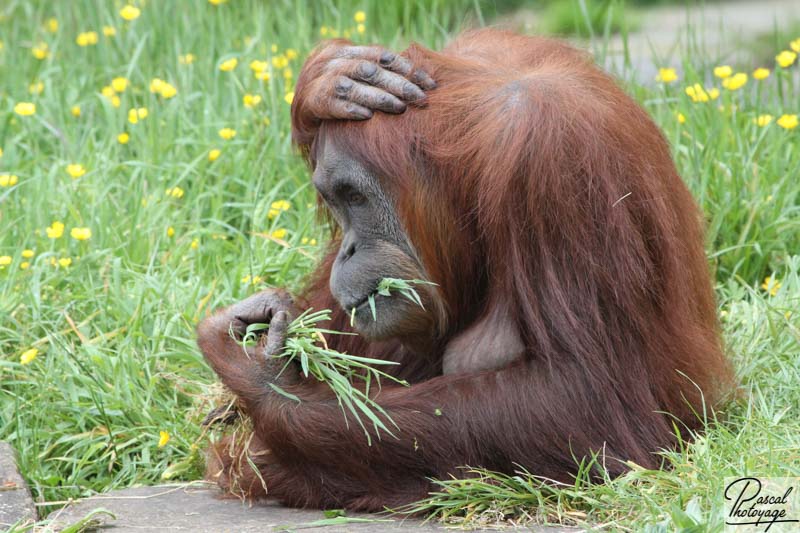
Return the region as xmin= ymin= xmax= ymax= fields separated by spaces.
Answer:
xmin=346 ymin=190 xmax=366 ymax=205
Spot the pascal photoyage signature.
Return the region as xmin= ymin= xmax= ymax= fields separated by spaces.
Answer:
xmin=725 ymin=477 xmax=799 ymax=530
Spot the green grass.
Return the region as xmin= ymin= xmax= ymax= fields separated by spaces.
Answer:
xmin=0 ymin=0 xmax=798 ymax=530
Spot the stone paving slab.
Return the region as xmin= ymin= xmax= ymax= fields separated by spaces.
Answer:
xmin=0 ymin=442 xmax=37 ymax=529
xmin=45 ymin=484 xmax=578 ymax=532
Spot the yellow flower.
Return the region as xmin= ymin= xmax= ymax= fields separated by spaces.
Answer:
xmin=283 ymin=68 xmax=293 ymax=79
xmin=208 ymin=149 xmax=221 ymax=162
xmin=791 ymin=38 xmax=800 ymax=53
xmin=76 ymin=31 xmax=99 ymax=46
xmin=0 ymin=174 xmax=19 ymax=187
xmin=268 ymin=200 xmax=291 ymax=219
xmin=243 ymin=93 xmax=262 ymax=108
xmin=776 ymin=50 xmax=797 ymax=68
xmin=0 ymin=255 xmax=11 ymax=266
xmin=71 ymin=105 xmax=81 ymax=117
xmin=32 ymin=42 xmax=49 ymax=59
xmin=208 ymin=0 xmax=228 ymax=4
xmin=46 ymin=221 xmax=65 ymax=239
xmin=103 ymin=25 xmax=117 ymax=37
xmin=14 ymin=102 xmax=36 ymax=116
xmin=117 ymin=132 xmax=130 ymax=144
xmin=58 ymin=257 xmax=72 ymax=268
xmin=219 ymin=57 xmax=238 ymax=71
xmin=128 ymin=107 xmax=148 ymax=124
xmin=656 ymin=67 xmax=678 ymax=83
xmin=713 ymin=65 xmax=732 ymax=79
xmin=67 ymin=164 xmax=87 ymax=178
xmin=284 ymin=91 xmax=294 ymax=105
xmin=777 ymin=114 xmax=799 ymax=130
xmin=761 ymin=276 xmax=781 ymax=296
xmin=158 ymin=431 xmax=170 ymax=448
xmin=20 ymin=348 xmax=38 ymax=365
xmin=159 ymin=82 xmax=177 ymax=99
xmin=22 ymin=250 xmax=35 ymax=259
xmin=218 ymin=128 xmax=236 ymax=140
xmin=46 ymin=18 xmax=58 ymax=33
xmin=753 ymin=68 xmax=770 ymax=80
xmin=167 ymin=226 xmax=175 ymax=237
xmin=354 ymin=10 xmax=366 ymax=23
xmin=357 ymin=23 xmax=366 ymax=35
xmin=285 ymin=49 xmax=298 ymax=60
xmin=119 ymin=5 xmax=141 ymax=21
xmin=0 ymin=147 xmax=2 ymax=158
xmin=755 ymin=114 xmax=774 ymax=127
xmin=111 ymin=77 xmax=129 ymax=92
xmin=256 ymin=72 xmax=270 ymax=82
xmin=320 ymin=26 xmax=329 ymax=37
xmin=676 ymin=112 xmax=686 ymax=124
xmin=102 ymin=85 xmax=115 ymax=98
xmin=111 ymin=95 xmax=121 ymax=108
xmin=300 ymin=237 xmax=318 ymax=246
xmin=272 ymin=55 xmax=288 ymax=69
xmin=191 ymin=238 xmax=199 ymax=250
xmin=179 ymin=53 xmax=195 ymax=65
xmin=70 ymin=227 xmax=92 ymax=241
xmin=250 ymin=59 xmax=268 ymax=72
xmin=29 ymin=81 xmax=44 ymax=95
xmin=20 ymin=262 xmax=30 ymax=270
xmin=166 ymin=186 xmax=185 ymax=199
xmin=270 ymin=228 xmax=288 ymax=239
xmin=722 ymin=72 xmax=747 ymax=91
xmin=241 ymin=275 xmax=263 ymax=285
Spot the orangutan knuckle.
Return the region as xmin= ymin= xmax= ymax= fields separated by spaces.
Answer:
xmin=334 ymin=76 xmax=354 ymax=96
xmin=357 ymin=60 xmax=378 ymax=80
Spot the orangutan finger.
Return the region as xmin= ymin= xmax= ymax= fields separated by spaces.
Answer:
xmin=338 ymin=80 xmax=407 ymax=114
xmin=337 ymin=46 xmax=436 ymax=89
xmin=323 ymin=97 xmax=373 ymax=120
xmin=264 ymin=310 xmax=290 ymax=358
xmin=349 ymin=62 xmax=425 ymax=102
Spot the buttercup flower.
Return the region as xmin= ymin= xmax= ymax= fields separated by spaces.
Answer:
xmin=158 ymin=431 xmax=170 ymax=447
xmin=66 ymin=164 xmax=86 ymax=178
xmin=179 ymin=53 xmax=195 ymax=65
xmin=76 ymin=31 xmax=99 ymax=46
xmin=722 ymin=72 xmax=747 ymax=91
xmin=29 ymin=81 xmax=44 ymax=95
xmin=713 ymin=65 xmax=732 ymax=79
xmin=0 ymin=174 xmax=18 ymax=187
xmin=776 ymin=50 xmax=797 ymax=68
xmin=354 ymin=10 xmax=366 ymax=23
xmin=219 ymin=58 xmax=238 ymax=71
xmin=70 ymin=227 xmax=92 ymax=241
xmin=103 ymin=26 xmax=117 ymax=37
xmin=46 ymin=18 xmax=58 ymax=33
xmin=256 ymin=72 xmax=270 ymax=82
xmin=753 ymin=68 xmax=770 ymax=80
xmin=676 ymin=113 xmax=686 ymax=124
xmin=270 ymin=228 xmax=288 ymax=239
xmin=191 ymin=239 xmax=199 ymax=250
xmin=120 ymin=5 xmax=141 ymax=21
xmin=284 ymin=91 xmax=294 ymax=105
xmin=20 ymin=262 xmax=30 ymax=270
xmin=167 ymin=226 xmax=175 ymax=237
xmin=111 ymin=77 xmax=129 ymax=92
xmin=208 ymin=149 xmax=221 ymax=161
xmin=117 ymin=132 xmax=130 ymax=144
xmin=58 ymin=257 xmax=73 ymax=268
xmin=71 ymin=105 xmax=81 ymax=117
xmin=791 ymin=38 xmax=800 ymax=53
xmin=241 ymin=275 xmax=263 ymax=284
xmin=159 ymin=82 xmax=177 ymax=98
xmin=272 ymin=55 xmax=288 ymax=69
xmin=268 ymin=200 xmax=291 ymax=219
xmin=755 ymin=114 xmax=774 ymax=127
xmin=286 ymin=49 xmax=298 ymax=60
xmin=128 ymin=107 xmax=148 ymax=124
xmin=243 ymin=93 xmax=261 ymax=108
xmin=218 ymin=128 xmax=236 ymax=140
xmin=250 ymin=60 xmax=267 ymax=72
xmin=777 ymin=114 xmax=799 ymax=130
xmin=761 ymin=276 xmax=782 ymax=296
xmin=685 ymin=84 xmax=718 ymax=103
xmin=32 ymin=42 xmax=49 ymax=59
xmin=301 ymin=237 xmax=318 ymax=246
xmin=166 ymin=186 xmax=185 ymax=199
xmin=0 ymin=256 xmax=11 ymax=267
xmin=208 ymin=0 xmax=228 ymax=4
xmin=46 ymin=221 xmax=65 ymax=239
xmin=22 ymin=250 xmax=34 ymax=259
xmin=14 ymin=102 xmax=36 ymax=116
xmin=357 ymin=24 xmax=366 ymax=35
xmin=20 ymin=348 xmax=38 ymax=365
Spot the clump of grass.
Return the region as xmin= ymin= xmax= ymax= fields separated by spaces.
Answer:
xmin=351 ymin=277 xmax=438 ymax=324
xmin=242 ymin=309 xmax=408 ymax=444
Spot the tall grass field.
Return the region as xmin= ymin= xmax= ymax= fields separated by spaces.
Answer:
xmin=0 ymin=0 xmax=798 ymax=530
